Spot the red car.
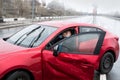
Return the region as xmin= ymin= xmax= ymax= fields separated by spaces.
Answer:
xmin=0 ymin=20 xmax=119 ymax=80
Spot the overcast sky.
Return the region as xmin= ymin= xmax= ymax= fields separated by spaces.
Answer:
xmin=40 ymin=0 xmax=120 ymax=14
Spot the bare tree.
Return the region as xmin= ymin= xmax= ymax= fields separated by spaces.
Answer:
xmin=0 ymin=0 xmax=2 ymax=17
xmin=47 ymin=0 xmax=80 ymax=16
xmin=16 ymin=0 xmax=31 ymax=17
xmin=0 ymin=0 xmax=80 ymax=18
xmin=47 ymin=1 xmax=64 ymax=16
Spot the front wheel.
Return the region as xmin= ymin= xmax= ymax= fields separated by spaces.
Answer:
xmin=5 ymin=71 xmax=31 ymax=80
xmin=99 ymin=52 xmax=114 ymax=74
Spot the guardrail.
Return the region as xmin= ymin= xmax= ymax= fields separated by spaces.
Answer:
xmin=0 ymin=16 xmax=79 ymax=29
xmin=3 ymin=16 xmax=78 ymax=22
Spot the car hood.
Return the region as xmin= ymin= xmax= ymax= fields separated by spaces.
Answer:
xmin=0 ymin=39 xmax=25 ymax=55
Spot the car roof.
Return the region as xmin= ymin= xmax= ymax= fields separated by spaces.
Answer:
xmin=37 ymin=19 xmax=105 ymax=30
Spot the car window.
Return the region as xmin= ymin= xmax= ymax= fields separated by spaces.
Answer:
xmin=46 ymin=28 xmax=77 ymax=49
xmin=54 ymin=33 xmax=101 ymax=54
xmin=6 ymin=25 xmax=57 ymax=48
xmin=80 ymin=27 xmax=102 ymax=33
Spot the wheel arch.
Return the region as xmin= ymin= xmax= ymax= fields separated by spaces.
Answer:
xmin=104 ymin=49 xmax=116 ymax=62
xmin=1 ymin=68 xmax=34 ymax=80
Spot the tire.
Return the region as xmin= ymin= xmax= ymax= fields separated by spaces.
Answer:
xmin=99 ymin=52 xmax=114 ymax=74
xmin=5 ymin=71 xmax=31 ymax=80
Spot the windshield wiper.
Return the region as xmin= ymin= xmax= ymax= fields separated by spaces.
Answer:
xmin=30 ymin=28 xmax=45 ymax=47
xmin=14 ymin=26 xmax=41 ymax=45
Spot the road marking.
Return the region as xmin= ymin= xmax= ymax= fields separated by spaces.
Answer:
xmin=100 ymin=74 xmax=107 ymax=80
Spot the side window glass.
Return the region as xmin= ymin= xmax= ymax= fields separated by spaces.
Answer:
xmin=56 ymin=33 xmax=100 ymax=54
xmin=80 ymin=27 xmax=102 ymax=33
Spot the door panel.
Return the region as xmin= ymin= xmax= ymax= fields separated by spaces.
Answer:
xmin=42 ymin=32 xmax=105 ymax=80
xmin=42 ymin=50 xmax=94 ymax=80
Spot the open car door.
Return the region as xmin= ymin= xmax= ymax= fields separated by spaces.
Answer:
xmin=42 ymin=32 xmax=105 ymax=80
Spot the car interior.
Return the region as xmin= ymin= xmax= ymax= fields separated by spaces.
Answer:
xmin=46 ymin=28 xmax=77 ymax=49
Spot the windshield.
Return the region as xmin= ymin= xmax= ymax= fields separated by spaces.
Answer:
xmin=6 ymin=25 xmax=57 ymax=48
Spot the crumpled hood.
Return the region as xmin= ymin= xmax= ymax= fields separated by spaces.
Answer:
xmin=0 ymin=39 xmax=25 ymax=56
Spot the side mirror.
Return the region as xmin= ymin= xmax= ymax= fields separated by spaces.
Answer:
xmin=53 ymin=45 xmax=61 ymax=57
